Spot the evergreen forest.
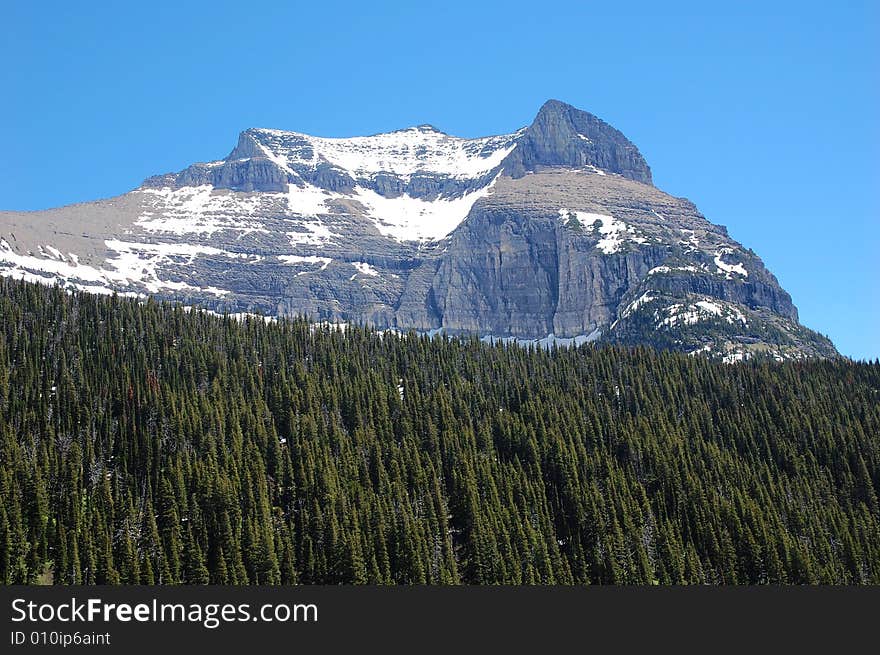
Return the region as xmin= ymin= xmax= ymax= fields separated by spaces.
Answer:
xmin=0 ymin=278 xmax=878 ymax=585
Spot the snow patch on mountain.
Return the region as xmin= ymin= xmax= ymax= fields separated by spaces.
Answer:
xmin=353 ymin=179 xmax=498 ymax=242
xmin=350 ymin=262 xmax=379 ymax=280
xmin=0 ymin=237 xmax=247 ymax=297
xmin=558 ymin=208 xmax=646 ymax=254
xmin=1 ymin=238 xmax=113 ymax=291
xmin=103 ymin=240 xmax=246 ymax=296
xmin=251 ymin=126 xmax=519 ymax=180
xmin=286 ymin=183 xmax=334 ymax=216
xmin=44 ymin=245 xmax=65 ymax=260
xmin=287 ymin=221 xmax=335 ymax=246
xmin=648 ymin=264 xmax=703 ymax=275
xmin=136 ymin=125 xmax=521 ymax=245
xmin=679 ymin=229 xmax=701 ymax=251
xmin=136 ymin=186 xmax=270 ymax=236
xmin=621 ymin=291 xmax=656 ymax=318
xmin=714 ymin=249 xmax=748 ymax=278
xmin=278 ymin=255 xmax=332 ymax=271
xmin=659 ymin=297 xmax=748 ymax=327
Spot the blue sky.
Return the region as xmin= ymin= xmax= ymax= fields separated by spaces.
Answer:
xmin=2 ymin=1 xmax=877 ymax=359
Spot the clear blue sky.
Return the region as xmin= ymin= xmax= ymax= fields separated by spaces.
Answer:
xmin=2 ymin=1 xmax=877 ymax=359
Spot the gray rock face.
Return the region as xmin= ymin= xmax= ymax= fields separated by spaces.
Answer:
xmin=394 ymin=169 xmax=833 ymax=359
xmin=425 ymin=200 xmax=664 ymax=337
xmin=501 ymin=100 xmax=653 ymax=184
xmin=0 ymin=100 xmax=837 ymax=361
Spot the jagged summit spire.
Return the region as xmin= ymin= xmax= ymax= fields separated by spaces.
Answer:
xmin=500 ymin=99 xmax=653 ymax=184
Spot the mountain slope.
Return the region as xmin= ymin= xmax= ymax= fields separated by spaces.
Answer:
xmin=0 ymin=100 xmax=836 ymax=359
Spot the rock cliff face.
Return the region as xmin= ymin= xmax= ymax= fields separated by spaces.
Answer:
xmin=0 ymin=100 xmax=837 ymax=360
xmin=501 ymin=100 xmax=653 ymax=184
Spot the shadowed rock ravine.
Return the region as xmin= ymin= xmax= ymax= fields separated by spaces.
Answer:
xmin=0 ymin=100 xmax=837 ymax=361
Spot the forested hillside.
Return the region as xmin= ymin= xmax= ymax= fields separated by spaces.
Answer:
xmin=0 ymin=278 xmax=877 ymax=585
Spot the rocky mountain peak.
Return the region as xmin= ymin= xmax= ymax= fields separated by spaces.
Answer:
xmin=501 ymin=99 xmax=653 ymax=184
xmin=5 ymin=100 xmax=837 ymax=362
xmin=144 ymin=101 xmax=655 ymax=195
xmin=229 ymin=129 xmax=271 ymax=158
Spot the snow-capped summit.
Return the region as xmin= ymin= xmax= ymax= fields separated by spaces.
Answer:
xmin=244 ymin=124 xmax=520 ymax=180
xmin=0 ymin=100 xmax=837 ymax=361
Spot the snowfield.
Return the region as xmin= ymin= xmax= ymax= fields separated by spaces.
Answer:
xmin=354 ymin=177 xmax=500 ymax=241
xmin=249 ymin=125 xmax=521 ymax=180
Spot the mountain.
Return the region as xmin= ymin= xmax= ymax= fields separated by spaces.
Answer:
xmin=0 ymin=100 xmax=836 ymax=360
